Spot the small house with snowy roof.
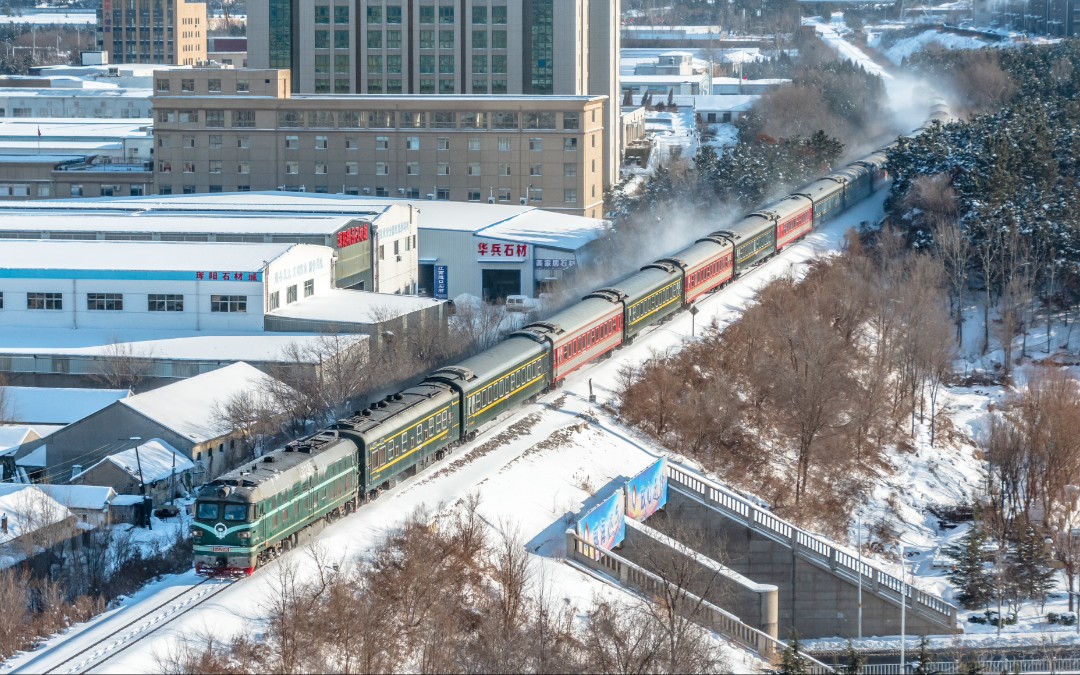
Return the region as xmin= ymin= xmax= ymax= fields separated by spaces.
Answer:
xmin=71 ymin=439 xmax=194 ymax=508
xmin=10 ymin=362 xmax=286 ymax=487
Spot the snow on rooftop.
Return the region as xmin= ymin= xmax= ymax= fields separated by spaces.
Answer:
xmin=0 ymin=426 xmax=37 ymax=453
xmin=0 ymin=239 xmax=306 ymax=273
xmin=481 ymin=209 xmax=609 ymax=251
xmin=120 ymin=363 xmax=278 ymax=442
xmin=85 ymin=439 xmax=194 ymax=485
xmin=0 ymin=154 xmax=90 ymax=164
xmin=692 ymin=95 xmax=760 ymax=112
xmin=269 ymin=288 xmax=441 ymax=324
xmin=15 ymin=445 xmax=46 ymax=468
xmin=0 ymin=119 xmax=152 ymax=139
xmin=0 ymin=12 xmax=95 ymax=25
xmin=0 ymin=327 xmax=349 ymax=363
xmin=33 ymin=484 xmax=116 ymax=511
xmin=3 ymin=386 xmax=130 ymax=425
xmin=0 ymin=484 xmax=71 ymax=548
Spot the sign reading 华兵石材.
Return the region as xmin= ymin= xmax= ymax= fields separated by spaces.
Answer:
xmin=476 ymin=240 xmax=528 ymax=262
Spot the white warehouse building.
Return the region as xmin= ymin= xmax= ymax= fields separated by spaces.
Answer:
xmin=0 ymin=240 xmax=334 ymax=332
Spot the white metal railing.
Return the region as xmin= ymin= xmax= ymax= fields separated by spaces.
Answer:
xmin=858 ymin=658 xmax=1080 ymax=674
xmin=566 ymin=530 xmax=835 ymax=673
xmin=665 ymin=463 xmax=958 ymax=629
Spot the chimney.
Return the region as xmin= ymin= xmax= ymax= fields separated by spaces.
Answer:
xmin=1 ymin=513 xmax=7 ymax=534
xmin=71 ymin=465 xmax=83 ymax=482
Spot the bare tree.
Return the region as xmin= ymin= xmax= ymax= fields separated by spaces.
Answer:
xmin=0 ymin=372 xmax=11 ymax=424
xmin=91 ymin=340 xmax=154 ymax=391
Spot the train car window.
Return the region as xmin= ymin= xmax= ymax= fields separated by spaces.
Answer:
xmin=197 ymin=502 xmax=219 ymax=520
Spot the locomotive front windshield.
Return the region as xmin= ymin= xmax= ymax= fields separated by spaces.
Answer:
xmin=196 ymin=502 xmax=249 ymax=521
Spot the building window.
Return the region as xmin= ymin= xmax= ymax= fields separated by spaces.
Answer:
xmin=564 ymin=137 xmax=578 ymax=151
xmin=209 ymin=160 xmax=222 ymax=174
xmin=184 ymin=135 xmax=196 ymax=148
xmin=493 ymin=112 xmax=517 ymax=129
xmin=529 ymin=138 xmax=543 ymax=151
xmin=439 ymin=6 xmax=454 ymax=23
xmin=87 ymin=293 xmax=123 ymax=311
xmin=406 ymin=162 xmax=419 ymax=175
xmin=209 ymin=135 xmax=222 ymax=148
xmin=468 ymin=162 xmax=481 ymax=176
xmin=468 ymin=137 xmax=481 ymax=151
xmin=437 ymin=163 xmax=450 ymax=176
xmin=229 ymin=111 xmax=254 ymax=128
xmin=376 ymin=162 xmax=389 ymax=175
xmin=315 ymin=162 xmax=328 ymax=174
xmin=375 ymin=135 xmax=390 ymax=150
xmin=529 ymin=164 xmax=543 ymax=176
xmin=492 ymin=6 xmax=507 ymax=23
xmin=498 ymin=189 xmax=511 ymax=202
xmin=285 ymin=135 xmax=299 ymax=149
xmin=238 ymin=161 xmax=250 ymax=174
xmin=386 ymin=54 xmax=402 ymax=74
xmin=530 ymin=188 xmax=543 ymax=202
xmin=183 ymin=162 xmax=196 ymax=173
xmin=181 ymin=78 xmax=194 ymax=92
xmin=405 ymin=137 xmax=420 ymax=150
xmin=158 ymin=161 xmax=172 ymax=173
xmin=387 ymin=30 xmax=402 ymax=48
xmin=315 ymin=30 xmax=330 ymax=48
xmin=208 ymin=78 xmax=221 ymax=93
xmin=179 ymin=110 xmax=198 ymax=123
xmin=419 ymin=30 xmax=434 ymax=48
xmin=236 ymin=79 xmax=249 ymax=93
xmin=366 ymin=5 xmax=382 ymax=22
xmin=499 ymin=163 xmax=511 ymax=176
xmin=155 ymin=78 xmax=170 ymax=92
xmin=267 ymin=291 xmax=280 ymax=311
xmin=525 ymin=112 xmax=557 ymax=129
xmin=367 ymin=29 xmax=382 ymax=48
xmin=436 ymin=137 xmax=451 ymax=151
xmin=279 ymin=111 xmax=303 ymax=128
xmin=304 ymin=279 xmax=315 ymax=297
xmin=285 ymin=161 xmax=299 ymax=174
xmin=439 ymin=55 xmax=455 ymax=74
xmin=564 ymin=113 xmax=580 ymax=130
xmin=211 ymin=295 xmax=247 ymax=313
xmin=0 ymin=292 xmax=3 ymax=308
xmin=148 ymin=294 xmax=183 ymax=312
xmin=468 ymin=190 xmax=481 ymax=202
xmin=492 ymin=30 xmax=507 ymax=48
xmin=346 ymin=161 xmax=358 ymax=175
xmin=472 ymin=55 xmax=487 ymax=74
xmin=419 ymin=5 xmax=434 ymax=23
xmin=473 ymin=31 xmax=487 ymax=49
xmin=286 ymin=285 xmax=298 ymax=304
xmin=564 ymin=189 xmax=577 ymax=203
xmin=334 ymin=5 xmax=349 ymax=23
xmin=498 ymin=137 xmax=511 ymax=151
xmin=315 ymin=135 xmax=328 ymax=149
xmin=27 ymin=292 xmax=62 ymax=310
xmin=564 ymin=163 xmax=577 ymax=177
xmin=70 ymin=185 xmax=83 ymax=196
xmin=315 ymin=5 xmax=329 ymax=23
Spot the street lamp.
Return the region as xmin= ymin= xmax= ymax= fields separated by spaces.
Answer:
xmin=124 ymin=436 xmax=151 ymax=530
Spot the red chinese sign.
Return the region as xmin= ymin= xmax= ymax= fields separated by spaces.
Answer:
xmin=477 ymin=242 xmax=528 ymax=260
xmin=195 ymin=271 xmax=260 ymax=281
xmin=337 ymin=223 xmax=370 ymax=249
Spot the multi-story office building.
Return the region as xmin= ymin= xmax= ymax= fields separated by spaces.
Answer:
xmin=152 ymin=68 xmax=607 ymax=217
xmin=98 ymin=0 xmax=208 ymax=65
xmin=247 ymin=0 xmax=620 ymax=187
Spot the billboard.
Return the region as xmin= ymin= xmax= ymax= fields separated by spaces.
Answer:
xmin=434 ymin=265 xmax=448 ymax=299
xmin=576 ymin=487 xmax=625 ymax=555
xmin=625 ymin=457 xmax=668 ymax=522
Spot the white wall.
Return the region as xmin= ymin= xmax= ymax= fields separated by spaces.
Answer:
xmin=419 ymin=228 xmax=534 ymax=300
xmin=264 ymin=243 xmax=336 ymax=308
xmin=0 ymin=277 xmax=265 ymax=331
xmin=372 ymin=204 xmax=419 ymax=295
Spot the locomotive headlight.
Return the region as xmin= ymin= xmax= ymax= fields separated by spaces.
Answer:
xmin=191 ymin=528 xmax=202 ymax=538
xmin=238 ymin=531 xmax=251 ymax=540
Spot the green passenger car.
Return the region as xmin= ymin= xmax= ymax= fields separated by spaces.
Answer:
xmin=332 ymin=382 xmax=461 ymax=496
xmin=193 ymin=432 xmax=359 ymax=576
xmin=427 ymin=335 xmax=550 ymax=437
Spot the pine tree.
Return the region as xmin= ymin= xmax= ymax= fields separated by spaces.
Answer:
xmin=913 ymin=636 xmax=935 ymax=675
xmin=841 ymin=640 xmax=866 ymax=674
xmin=622 ymin=88 xmax=633 ymax=107
xmin=780 ymin=634 xmax=808 ymax=675
xmin=667 ymin=87 xmax=674 ymax=108
xmin=946 ymin=525 xmax=995 ymax=609
xmin=1012 ymin=523 xmax=1056 ymax=611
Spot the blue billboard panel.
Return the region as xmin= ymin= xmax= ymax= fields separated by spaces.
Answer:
xmin=577 ymin=488 xmax=625 ymax=554
xmin=625 ymin=457 xmax=668 ymax=522
xmin=434 ymin=265 xmax=448 ymax=300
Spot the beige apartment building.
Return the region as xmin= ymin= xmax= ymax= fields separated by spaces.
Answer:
xmin=152 ymin=68 xmax=607 ymax=217
xmin=98 ymin=0 xmax=207 ymax=65
xmin=247 ymin=0 xmax=620 ymax=188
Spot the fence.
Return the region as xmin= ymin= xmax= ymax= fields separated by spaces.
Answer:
xmin=666 ymin=463 xmax=959 ymax=631
xmin=565 ymin=528 xmax=835 ymax=672
xmin=858 ymin=657 xmax=1080 ymax=674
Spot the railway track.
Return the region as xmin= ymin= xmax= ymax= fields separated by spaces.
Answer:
xmin=12 ymin=577 xmax=234 ymax=675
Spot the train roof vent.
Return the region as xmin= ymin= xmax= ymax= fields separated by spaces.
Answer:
xmin=394 ymin=393 xmax=404 ymax=401
xmin=377 ymin=400 xmax=388 ymax=408
xmin=297 ymin=443 xmax=313 ymax=453
xmin=263 ymin=456 xmax=275 ymax=463
xmin=527 ymin=321 xmax=562 ymax=335
xmin=657 ymin=257 xmax=686 ymax=270
xmin=284 ymin=443 xmax=296 ymax=452
xmin=217 ymin=485 xmax=232 ymax=498
xmin=362 ymin=408 xmax=372 ymax=416
xmin=242 ymin=480 xmax=257 ymax=488
xmin=641 ymin=261 xmax=677 ymax=274
xmin=435 ymin=366 xmax=476 ymax=382
xmin=585 ymin=288 xmax=628 ymax=303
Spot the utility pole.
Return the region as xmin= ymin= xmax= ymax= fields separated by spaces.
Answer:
xmin=126 ymin=436 xmax=150 ymax=530
xmin=857 ymin=515 xmax=863 ymax=639
xmin=900 ymin=543 xmax=906 ymax=672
